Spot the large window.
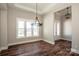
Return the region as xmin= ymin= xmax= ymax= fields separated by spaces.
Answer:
xmin=16 ymin=20 xmax=25 ymax=38
xmin=16 ymin=18 xmax=39 ymax=38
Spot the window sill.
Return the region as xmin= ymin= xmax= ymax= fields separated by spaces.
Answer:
xmin=16 ymin=36 xmax=40 ymax=39
xmin=16 ymin=37 xmax=25 ymax=39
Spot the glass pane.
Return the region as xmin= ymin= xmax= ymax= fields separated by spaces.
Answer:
xmin=16 ymin=19 xmax=25 ymax=38
xmin=26 ymin=28 xmax=32 ymax=37
xmin=26 ymin=20 xmax=39 ymax=37
xmin=17 ymin=20 xmax=25 ymax=28
xmin=26 ymin=21 xmax=32 ymax=29
xmin=27 ymin=32 xmax=32 ymax=37
xmin=32 ymin=23 xmax=39 ymax=36
xmin=26 ymin=21 xmax=32 ymax=37
xmin=33 ymin=28 xmax=39 ymax=36
xmin=17 ymin=28 xmax=25 ymax=38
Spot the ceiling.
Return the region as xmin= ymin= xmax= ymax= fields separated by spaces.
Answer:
xmin=9 ymin=3 xmax=57 ymax=15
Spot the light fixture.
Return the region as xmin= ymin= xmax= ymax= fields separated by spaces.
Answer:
xmin=65 ymin=7 xmax=71 ymax=19
xmin=35 ymin=3 xmax=42 ymax=26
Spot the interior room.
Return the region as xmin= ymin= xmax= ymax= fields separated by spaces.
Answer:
xmin=0 ymin=3 xmax=79 ymax=56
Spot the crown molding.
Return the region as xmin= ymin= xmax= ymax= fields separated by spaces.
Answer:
xmin=13 ymin=3 xmax=57 ymax=15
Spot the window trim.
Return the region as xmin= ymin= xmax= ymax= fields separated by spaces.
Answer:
xmin=16 ymin=18 xmax=40 ymax=39
xmin=16 ymin=19 xmax=25 ymax=38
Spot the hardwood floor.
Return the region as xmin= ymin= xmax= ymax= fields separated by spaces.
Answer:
xmin=0 ymin=39 xmax=79 ymax=56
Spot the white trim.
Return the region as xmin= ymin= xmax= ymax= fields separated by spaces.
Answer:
xmin=0 ymin=39 xmax=55 ymax=51
xmin=55 ymin=38 xmax=72 ymax=41
xmin=14 ymin=4 xmax=57 ymax=15
xmin=0 ymin=46 xmax=8 ymax=51
xmin=0 ymin=48 xmax=2 ymax=52
xmin=59 ymin=38 xmax=64 ymax=39
xmin=63 ymin=38 xmax=71 ymax=41
xmin=43 ymin=40 xmax=55 ymax=45
xmin=8 ymin=39 xmax=42 ymax=46
xmin=71 ymin=48 xmax=79 ymax=54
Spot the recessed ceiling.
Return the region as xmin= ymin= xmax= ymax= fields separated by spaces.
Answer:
xmin=12 ymin=3 xmax=57 ymax=15
xmin=16 ymin=3 xmax=52 ymax=11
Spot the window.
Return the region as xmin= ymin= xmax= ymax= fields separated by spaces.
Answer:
xmin=26 ymin=21 xmax=39 ymax=37
xmin=26 ymin=21 xmax=33 ymax=37
xmin=16 ymin=20 xmax=25 ymax=38
xmin=32 ymin=22 xmax=39 ymax=36
xmin=16 ymin=18 xmax=39 ymax=38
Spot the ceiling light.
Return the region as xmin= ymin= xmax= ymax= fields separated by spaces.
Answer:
xmin=35 ymin=3 xmax=43 ymax=26
xmin=65 ymin=7 xmax=71 ymax=19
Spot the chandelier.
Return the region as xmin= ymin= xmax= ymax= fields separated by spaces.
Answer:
xmin=65 ymin=7 xmax=71 ymax=19
xmin=35 ymin=3 xmax=42 ymax=26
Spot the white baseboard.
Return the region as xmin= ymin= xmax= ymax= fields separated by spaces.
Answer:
xmin=56 ymin=38 xmax=71 ymax=41
xmin=0 ymin=46 xmax=8 ymax=51
xmin=0 ymin=39 xmax=43 ymax=51
xmin=43 ymin=40 xmax=55 ymax=45
xmin=62 ymin=38 xmax=72 ymax=41
xmin=8 ymin=39 xmax=43 ymax=46
xmin=0 ymin=48 xmax=1 ymax=52
xmin=0 ymin=39 xmax=55 ymax=51
xmin=71 ymin=48 xmax=79 ymax=54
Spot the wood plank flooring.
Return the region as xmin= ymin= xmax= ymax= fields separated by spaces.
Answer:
xmin=0 ymin=39 xmax=79 ymax=56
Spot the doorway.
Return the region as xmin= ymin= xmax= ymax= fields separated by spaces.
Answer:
xmin=54 ymin=7 xmax=72 ymax=42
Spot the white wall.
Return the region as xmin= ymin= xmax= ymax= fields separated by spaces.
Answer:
xmin=54 ymin=6 xmax=72 ymax=41
xmin=43 ymin=12 xmax=54 ymax=44
xmin=7 ymin=7 xmax=43 ymax=46
xmin=0 ymin=10 xmax=1 ymax=51
xmin=1 ymin=3 xmax=79 ymax=54
xmin=54 ymin=14 xmax=62 ymax=40
xmin=0 ymin=4 xmax=8 ymax=50
xmin=71 ymin=4 xmax=79 ymax=53
xmin=63 ymin=19 xmax=72 ymax=41
xmin=43 ymin=3 xmax=71 ymax=43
